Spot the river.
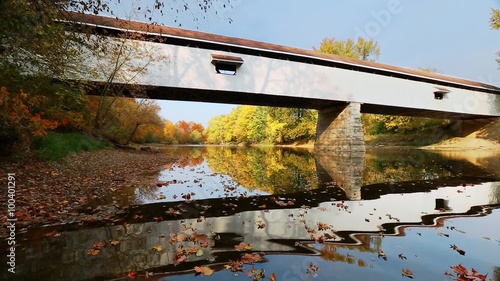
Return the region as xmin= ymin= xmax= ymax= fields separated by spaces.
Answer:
xmin=2 ymin=146 xmax=500 ymax=280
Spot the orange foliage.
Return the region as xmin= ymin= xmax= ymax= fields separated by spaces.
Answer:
xmin=0 ymin=87 xmax=60 ymax=150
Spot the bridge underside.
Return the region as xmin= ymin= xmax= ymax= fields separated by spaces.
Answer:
xmin=90 ymin=83 xmax=492 ymax=120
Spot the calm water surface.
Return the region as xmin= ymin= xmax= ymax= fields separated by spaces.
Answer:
xmin=2 ymin=146 xmax=500 ymax=281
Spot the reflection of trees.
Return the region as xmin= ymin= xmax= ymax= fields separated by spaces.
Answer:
xmin=163 ymin=146 xmax=206 ymax=168
xmin=363 ymin=150 xmax=456 ymax=185
xmin=205 ymin=147 xmax=318 ymax=194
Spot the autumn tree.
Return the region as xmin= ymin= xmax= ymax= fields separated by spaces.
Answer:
xmin=163 ymin=120 xmax=205 ymax=144
xmin=1 ymin=0 xmax=235 ymax=154
xmin=491 ymin=8 xmax=500 ymax=66
xmin=0 ymin=0 xmax=90 ymax=152
xmin=164 ymin=120 xmax=177 ymax=144
xmin=314 ymin=37 xmax=381 ymax=61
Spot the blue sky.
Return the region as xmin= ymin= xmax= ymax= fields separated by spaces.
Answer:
xmin=144 ymin=0 xmax=500 ymax=126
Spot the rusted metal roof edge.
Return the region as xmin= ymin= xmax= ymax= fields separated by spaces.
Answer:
xmin=61 ymin=11 xmax=500 ymax=93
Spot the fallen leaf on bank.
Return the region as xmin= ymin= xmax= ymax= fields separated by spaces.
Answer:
xmin=402 ymin=269 xmax=414 ymax=278
xmin=194 ymin=266 xmax=214 ymax=276
xmin=43 ymin=230 xmax=60 ymax=237
xmin=110 ymin=240 xmax=120 ymax=246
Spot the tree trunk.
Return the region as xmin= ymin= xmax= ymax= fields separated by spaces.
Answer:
xmin=125 ymin=123 xmax=140 ymax=145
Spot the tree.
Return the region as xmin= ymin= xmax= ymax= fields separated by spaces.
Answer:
xmin=164 ymin=120 xmax=177 ymax=144
xmin=491 ymin=8 xmax=500 ymax=66
xmin=314 ymin=37 xmax=381 ymax=61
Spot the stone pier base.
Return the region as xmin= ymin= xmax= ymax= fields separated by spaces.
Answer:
xmin=314 ymin=102 xmax=365 ymax=152
xmin=454 ymin=117 xmax=500 ymax=140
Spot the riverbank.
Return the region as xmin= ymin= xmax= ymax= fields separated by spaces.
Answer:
xmin=0 ymin=148 xmax=176 ymax=237
xmin=420 ymin=137 xmax=500 ymax=150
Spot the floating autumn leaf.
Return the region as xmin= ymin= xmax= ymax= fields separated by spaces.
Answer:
xmin=151 ymin=244 xmax=162 ymax=251
xmin=450 ymin=244 xmax=466 ymax=256
xmin=174 ymin=251 xmax=189 ymax=265
xmin=450 ymin=264 xmax=488 ymax=281
xmin=158 ymin=193 xmax=166 ymax=200
xmin=247 ymin=267 xmax=265 ymax=280
xmin=192 ymin=233 xmax=211 ymax=247
xmin=87 ymin=248 xmax=100 ymax=256
xmin=317 ymin=222 xmax=330 ymax=231
xmin=378 ymin=250 xmax=387 ymax=261
xmin=170 ymin=233 xmax=185 ymax=244
xmin=225 ymin=260 xmax=244 ymax=272
xmin=241 ymin=253 xmax=263 ymax=264
xmin=110 ymin=240 xmax=121 ymax=246
xmin=235 ymin=242 xmax=253 ymax=251
xmin=270 ymin=272 xmax=277 ymax=281
xmin=438 ymin=232 xmax=450 ymax=237
xmin=195 ymin=249 xmax=204 ymax=257
xmin=194 ymin=266 xmax=214 ymax=276
xmin=256 ymin=220 xmax=266 ymax=229
xmin=93 ymin=241 xmax=107 ymax=249
xmin=127 ymin=271 xmax=136 ymax=279
xmin=402 ymin=269 xmax=414 ymax=278
xmin=306 ymin=262 xmax=319 ymax=274
xmin=166 ymin=208 xmax=181 ymax=216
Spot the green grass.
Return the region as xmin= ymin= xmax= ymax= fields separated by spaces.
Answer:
xmin=35 ymin=132 xmax=109 ymax=161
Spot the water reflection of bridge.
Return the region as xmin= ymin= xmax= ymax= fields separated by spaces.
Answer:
xmin=7 ymin=178 xmax=499 ymax=280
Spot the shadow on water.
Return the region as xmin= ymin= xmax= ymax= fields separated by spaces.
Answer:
xmin=2 ymin=147 xmax=500 ymax=280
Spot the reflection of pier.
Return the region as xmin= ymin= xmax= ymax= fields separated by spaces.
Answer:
xmin=315 ymin=149 xmax=500 ymax=200
xmin=315 ymin=151 xmax=365 ymax=200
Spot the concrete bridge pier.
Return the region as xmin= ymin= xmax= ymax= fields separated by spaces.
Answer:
xmin=314 ymin=102 xmax=366 ymax=152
